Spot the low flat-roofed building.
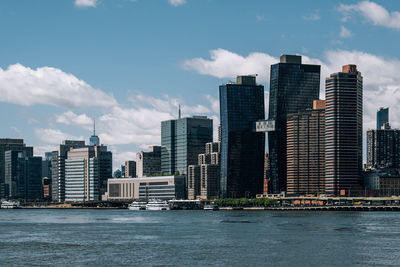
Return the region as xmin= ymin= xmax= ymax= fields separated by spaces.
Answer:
xmin=107 ymin=175 xmax=185 ymax=201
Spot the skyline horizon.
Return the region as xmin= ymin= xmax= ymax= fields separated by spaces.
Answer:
xmin=1 ymin=0 xmax=399 ymax=170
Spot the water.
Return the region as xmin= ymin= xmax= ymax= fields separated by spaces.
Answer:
xmin=1 ymin=210 xmax=400 ymax=266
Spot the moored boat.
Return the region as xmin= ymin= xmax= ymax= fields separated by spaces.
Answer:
xmin=1 ymin=201 xmax=21 ymax=209
xmin=146 ymin=200 xmax=170 ymax=211
xmin=128 ymin=201 xmax=147 ymax=210
xmin=204 ymin=204 xmax=219 ymax=211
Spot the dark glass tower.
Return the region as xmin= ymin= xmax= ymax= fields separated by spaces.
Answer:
xmin=325 ymin=65 xmax=363 ymax=196
xmin=268 ymin=55 xmax=320 ymax=194
xmin=219 ymin=75 xmax=265 ymax=198
xmin=377 ymin=107 xmax=389 ymax=130
xmin=161 ymin=116 xmax=213 ymax=176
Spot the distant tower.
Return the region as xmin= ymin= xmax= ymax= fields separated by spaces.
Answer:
xmin=377 ymin=107 xmax=389 ymax=130
xmin=179 ymin=105 xmax=182 ymax=119
xmin=89 ymin=119 xmax=100 ymax=146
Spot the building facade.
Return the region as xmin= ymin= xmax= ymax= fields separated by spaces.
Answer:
xmin=107 ymin=176 xmax=186 ymax=200
xmin=65 ymin=147 xmax=100 ymax=202
xmin=125 ymin=160 xmax=136 ymax=178
xmin=377 ymin=107 xmax=389 ymax=130
xmin=286 ymin=100 xmax=325 ymax=196
xmin=136 ymin=146 xmax=162 ymax=177
xmin=325 ymin=64 xmax=363 ymax=196
xmin=188 ymin=141 xmax=221 ymax=199
xmin=4 ymin=150 xmax=42 ymax=201
xmin=51 ymin=140 xmax=86 ymax=202
xmin=0 ymin=139 xmax=33 ymax=198
xmin=268 ymin=55 xmax=321 ymax=194
xmin=219 ymin=75 xmax=265 ymax=198
xmin=161 ymin=116 xmax=213 ymax=176
xmin=367 ymin=123 xmax=400 ymax=170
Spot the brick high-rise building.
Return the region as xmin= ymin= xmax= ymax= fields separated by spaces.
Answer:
xmin=325 ymin=64 xmax=363 ymax=196
xmin=286 ymin=100 xmax=325 ymax=195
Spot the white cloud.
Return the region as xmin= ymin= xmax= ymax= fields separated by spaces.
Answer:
xmin=338 ymin=1 xmax=400 ymax=29
xmin=340 ymin=25 xmax=352 ymax=38
xmin=183 ymin=48 xmax=278 ymax=83
xmin=302 ymin=10 xmax=321 ymax=21
xmin=206 ymin=95 xmax=219 ymax=114
xmin=168 ymin=0 xmax=186 ymax=7
xmin=35 ymin=128 xmax=84 ymax=145
xmin=55 ymin=111 xmax=93 ymax=131
xmin=75 ymin=0 xmax=98 ymax=8
xmin=0 ymin=63 xmax=116 ymax=108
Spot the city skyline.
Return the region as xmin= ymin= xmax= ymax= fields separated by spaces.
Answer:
xmin=1 ymin=1 xmax=400 ymax=170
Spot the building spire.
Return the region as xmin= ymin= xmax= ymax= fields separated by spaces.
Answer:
xmin=93 ymin=118 xmax=96 ymax=136
xmin=179 ymin=104 xmax=181 ymax=119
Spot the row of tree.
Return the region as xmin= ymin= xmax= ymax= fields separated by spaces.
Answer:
xmin=214 ymin=198 xmax=278 ymax=207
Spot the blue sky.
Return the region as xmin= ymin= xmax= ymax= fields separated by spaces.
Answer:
xmin=1 ymin=0 xmax=400 ymax=168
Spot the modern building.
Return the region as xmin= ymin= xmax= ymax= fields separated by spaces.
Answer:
xmin=4 ymin=150 xmax=42 ymax=201
xmin=188 ymin=141 xmax=221 ymax=199
xmin=161 ymin=116 xmax=213 ymax=176
xmin=65 ymin=147 xmax=100 ymax=202
xmin=106 ymin=175 xmax=186 ymax=200
xmin=136 ymin=146 xmax=162 ymax=177
xmin=263 ymin=154 xmax=270 ymax=196
xmin=125 ymin=160 xmax=136 ymax=178
xmin=89 ymin=120 xmax=100 ymax=146
xmin=219 ymin=75 xmax=265 ymax=198
xmin=42 ymin=152 xmax=52 ymax=180
xmin=286 ymin=100 xmax=325 ymax=196
xmin=0 ymin=139 xmax=33 ymax=198
xmin=51 ymin=140 xmax=86 ymax=202
xmin=377 ymin=107 xmax=389 ymax=130
xmin=367 ymin=122 xmax=400 ymax=170
xmin=325 ymin=64 xmax=363 ymax=196
xmin=268 ymin=55 xmax=321 ymax=194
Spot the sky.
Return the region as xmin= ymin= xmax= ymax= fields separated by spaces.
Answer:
xmin=1 ymin=0 xmax=400 ymax=169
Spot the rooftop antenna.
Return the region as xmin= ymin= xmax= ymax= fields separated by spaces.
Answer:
xmin=93 ymin=118 xmax=96 ymax=136
xmin=179 ymin=104 xmax=181 ymax=119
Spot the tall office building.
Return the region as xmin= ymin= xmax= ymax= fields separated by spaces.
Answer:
xmin=377 ymin=107 xmax=389 ymax=130
xmin=0 ymin=139 xmax=33 ymax=198
xmin=136 ymin=146 xmax=162 ymax=177
xmin=65 ymin=147 xmax=100 ymax=202
xmin=125 ymin=160 xmax=136 ymax=178
xmin=161 ymin=116 xmax=213 ymax=176
xmin=268 ymin=55 xmax=321 ymax=194
xmin=286 ymin=100 xmax=325 ymax=195
xmin=219 ymin=75 xmax=265 ymax=198
xmin=325 ymin=64 xmax=363 ymax=196
xmin=51 ymin=140 xmax=86 ymax=202
xmin=367 ymin=122 xmax=400 ymax=170
xmin=4 ymin=150 xmax=42 ymax=201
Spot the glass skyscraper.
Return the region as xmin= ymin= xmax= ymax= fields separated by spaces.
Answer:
xmin=161 ymin=116 xmax=213 ymax=176
xmin=268 ymin=55 xmax=320 ymax=194
xmin=377 ymin=107 xmax=389 ymax=130
xmin=219 ymin=75 xmax=265 ymax=198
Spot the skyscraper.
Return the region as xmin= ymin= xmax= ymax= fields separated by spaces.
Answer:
xmin=136 ymin=146 xmax=162 ymax=177
xmin=89 ymin=120 xmax=100 ymax=146
xmin=4 ymin=150 xmax=42 ymax=201
xmin=161 ymin=116 xmax=213 ymax=176
xmin=51 ymin=140 xmax=86 ymax=202
xmin=0 ymin=139 xmax=33 ymax=198
xmin=219 ymin=75 xmax=265 ymax=198
xmin=286 ymin=100 xmax=325 ymax=196
xmin=325 ymin=64 xmax=363 ymax=196
xmin=377 ymin=107 xmax=389 ymax=130
xmin=125 ymin=160 xmax=136 ymax=178
xmin=268 ymin=55 xmax=321 ymax=193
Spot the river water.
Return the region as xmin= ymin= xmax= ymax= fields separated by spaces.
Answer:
xmin=0 ymin=209 xmax=400 ymax=266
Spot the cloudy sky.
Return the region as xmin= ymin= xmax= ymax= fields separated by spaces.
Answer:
xmin=1 ymin=0 xmax=400 ymax=169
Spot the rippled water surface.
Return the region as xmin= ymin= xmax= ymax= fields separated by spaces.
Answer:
xmin=1 ymin=209 xmax=400 ymax=266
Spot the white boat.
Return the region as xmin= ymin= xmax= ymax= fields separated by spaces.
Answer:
xmin=1 ymin=201 xmax=21 ymax=209
xmin=204 ymin=204 xmax=219 ymax=211
xmin=128 ymin=201 xmax=147 ymax=210
xmin=146 ymin=200 xmax=170 ymax=211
